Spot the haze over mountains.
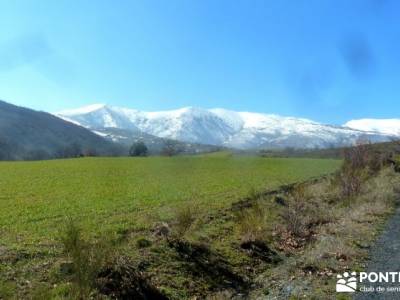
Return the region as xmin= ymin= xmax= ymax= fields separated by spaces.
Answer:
xmin=56 ymin=104 xmax=397 ymax=150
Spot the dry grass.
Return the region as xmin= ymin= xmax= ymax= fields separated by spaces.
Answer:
xmin=236 ymin=201 xmax=271 ymax=243
xmin=252 ymin=167 xmax=400 ymax=299
xmin=305 ymin=168 xmax=397 ymax=264
xmin=60 ymin=219 xmax=114 ymax=298
xmin=280 ymin=185 xmax=310 ymax=238
xmin=172 ymin=200 xmax=200 ymax=238
xmin=279 ymin=183 xmax=335 ymax=242
xmin=337 ymin=141 xmax=396 ymax=198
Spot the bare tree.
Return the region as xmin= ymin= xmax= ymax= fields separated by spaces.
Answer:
xmin=161 ymin=140 xmax=182 ymax=157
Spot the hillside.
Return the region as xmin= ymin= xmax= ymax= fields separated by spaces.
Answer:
xmin=0 ymin=100 xmax=122 ymax=160
xmin=92 ymin=127 xmax=224 ymax=155
xmin=260 ymin=140 xmax=400 ymax=159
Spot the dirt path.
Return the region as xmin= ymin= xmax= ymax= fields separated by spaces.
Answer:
xmin=354 ymin=206 xmax=400 ymax=300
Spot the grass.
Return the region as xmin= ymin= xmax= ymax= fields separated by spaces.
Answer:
xmin=0 ymin=153 xmax=343 ymax=299
xmin=248 ymin=167 xmax=400 ymax=299
xmin=0 ymin=153 xmax=340 ymax=246
xmin=0 ymin=151 xmax=398 ymax=299
xmin=59 ymin=219 xmax=109 ymax=298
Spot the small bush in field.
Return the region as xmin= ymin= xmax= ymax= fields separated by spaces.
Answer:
xmin=395 ymin=158 xmax=400 ymax=173
xmin=60 ymin=219 xmax=111 ymax=298
xmin=236 ymin=201 xmax=269 ymax=242
xmin=280 ymin=185 xmax=309 ymax=238
xmin=343 ymin=142 xmax=370 ymax=170
xmin=136 ymin=237 xmax=152 ymax=248
xmin=129 ymin=141 xmax=148 ymax=157
xmin=337 ymin=142 xmax=377 ymax=197
xmin=281 ymin=203 xmax=308 ymax=238
xmin=95 ymin=256 xmax=168 ymax=300
xmin=338 ymin=165 xmax=366 ymax=198
xmin=173 ymin=203 xmax=199 ymax=238
xmin=247 ymin=186 xmax=260 ymax=200
xmin=281 ymin=183 xmax=335 ymax=241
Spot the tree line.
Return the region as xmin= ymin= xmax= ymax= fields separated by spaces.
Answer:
xmin=128 ymin=140 xmax=183 ymax=157
xmin=0 ymin=138 xmax=184 ymax=161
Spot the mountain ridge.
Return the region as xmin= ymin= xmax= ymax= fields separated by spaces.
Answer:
xmin=56 ymin=104 xmax=395 ymax=149
xmin=345 ymin=118 xmax=400 ymax=136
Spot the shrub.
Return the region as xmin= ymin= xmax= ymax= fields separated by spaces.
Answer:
xmin=136 ymin=237 xmax=152 ymax=248
xmin=60 ymin=219 xmax=111 ymax=298
xmin=173 ymin=203 xmax=199 ymax=238
xmin=247 ymin=186 xmax=260 ymax=200
xmin=161 ymin=140 xmax=182 ymax=156
xmin=342 ymin=142 xmax=370 ymax=170
xmin=96 ymin=256 xmax=168 ymax=300
xmin=83 ymin=148 xmax=98 ymax=157
xmin=337 ymin=142 xmax=373 ymax=197
xmin=129 ymin=141 xmax=148 ymax=157
xmin=236 ymin=201 xmax=269 ymax=242
xmin=395 ymin=157 xmax=400 ymax=173
xmin=338 ymin=165 xmax=366 ymax=198
xmin=280 ymin=186 xmax=309 ymax=238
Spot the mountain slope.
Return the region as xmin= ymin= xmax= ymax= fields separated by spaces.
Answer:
xmin=0 ymin=100 xmax=120 ymax=160
xmin=345 ymin=119 xmax=400 ymax=137
xmin=56 ymin=104 xmax=393 ymax=150
xmin=93 ymin=127 xmax=224 ymax=154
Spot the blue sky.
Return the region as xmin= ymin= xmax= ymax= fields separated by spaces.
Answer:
xmin=0 ymin=0 xmax=399 ymax=124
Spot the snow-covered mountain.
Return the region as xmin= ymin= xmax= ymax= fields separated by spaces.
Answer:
xmin=56 ymin=104 xmax=393 ymax=149
xmin=345 ymin=119 xmax=400 ymax=137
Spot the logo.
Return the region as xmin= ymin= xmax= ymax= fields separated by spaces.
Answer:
xmin=336 ymin=272 xmax=357 ymax=292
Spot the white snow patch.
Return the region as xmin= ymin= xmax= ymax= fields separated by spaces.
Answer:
xmin=345 ymin=119 xmax=400 ymax=136
xmin=93 ymin=130 xmax=108 ymax=137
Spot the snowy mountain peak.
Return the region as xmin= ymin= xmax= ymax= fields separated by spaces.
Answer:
xmin=144 ymin=106 xmax=207 ymax=119
xmin=345 ymin=119 xmax=400 ymax=136
xmin=55 ymin=104 xmax=395 ymax=149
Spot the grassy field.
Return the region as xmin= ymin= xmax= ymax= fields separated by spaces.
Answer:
xmin=0 ymin=153 xmax=339 ymax=246
xmin=0 ymin=153 xmax=345 ymax=299
xmin=1 ymin=152 xmax=399 ymax=299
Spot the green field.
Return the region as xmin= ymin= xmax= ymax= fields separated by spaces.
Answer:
xmin=0 ymin=153 xmax=340 ymax=247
